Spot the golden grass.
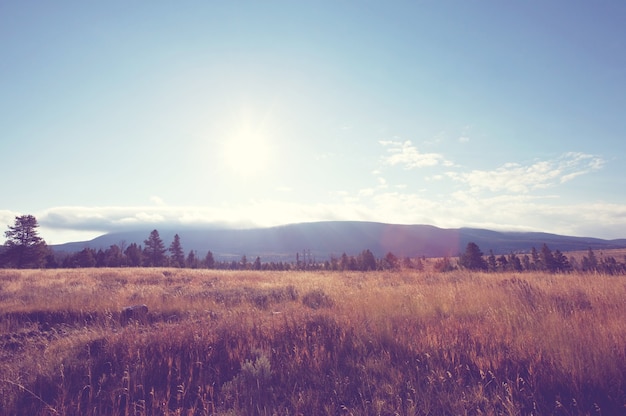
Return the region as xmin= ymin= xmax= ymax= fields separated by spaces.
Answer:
xmin=1 ymin=268 xmax=626 ymax=415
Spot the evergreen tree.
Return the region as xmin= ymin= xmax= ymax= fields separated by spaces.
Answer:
xmin=168 ymin=234 xmax=185 ymax=268
xmin=600 ymin=256 xmax=621 ymax=275
xmin=44 ymin=252 xmax=58 ymax=268
xmin=124 ymin=243 xmax=143 ymax=267
xmin=253 ymin=256 xmax=262 ymax=270
xmin=143 ymin=229 xmax=166 ymax=267
xmin=3 ymin=215 xmax=48 ymax=268
xmin=540 ymin=244 xmax=557 ymax=273
xmin=569 ymin=256 xmax=579 ymax=271
xmin=487 ymin=250 xmax=497 ymax=272
xmin=204 ymin=250 xmax=215 ymax=269
xmin=531 ymin=247 xmax=540 ymax=270
xmin=348 ymin=256 xmax=358 ymax=271
xmin=104 ymin=244 xmax=124 ymax=267
xmin=186 ymin=250 xmax=199 ymax=269
xmin=359 ymin=249 xmax=377 ymax=271
xmin=508 ymin=253 xmax=523 ymax=272
xmin=76 ymin=248 xmax=96 ymax=268
xmin=582 ymin=248 xmax=598 ymax=272
xmin=340 ymin=253 xmax=349 ymax=271
xmin=402 ymin=256 xmax=413 ymax=269
xmin=383 ymin=252 xmax=399 ymax=270
xmin=329 ymin=255 xmax=340 ymax=271
xmin=553 ymin=249 xmax=572 ymax=273
xmin=459 ymin=242 xmax=487 ymax=271
xmin=95 ymin=249 xmax=106 ymax=267
xmin=521 ymin=254 xmax=529 ymax=271
xmin=497 ymin=254 xmax=508 ymax=272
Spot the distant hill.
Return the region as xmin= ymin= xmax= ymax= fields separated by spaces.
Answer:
xmin=51 ymin=221 xmax=626 ymax=260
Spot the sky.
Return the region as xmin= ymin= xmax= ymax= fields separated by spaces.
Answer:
xmin=1 ymin=1 xmax=626 ymax=244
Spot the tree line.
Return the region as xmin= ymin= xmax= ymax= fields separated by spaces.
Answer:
xmin=457 ymin=241 xmax=626 ymax=275
xmin=0 ymin=216 xmax=401 ymax=271
xmin=2 ymin=215 xmax=626 ymax=274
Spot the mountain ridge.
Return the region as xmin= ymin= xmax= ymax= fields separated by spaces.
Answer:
xmin=50 ymin=221 xmax=626 ymax=260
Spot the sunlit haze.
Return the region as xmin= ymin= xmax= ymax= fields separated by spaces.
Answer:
xmin=1 ymin=1 xmax=626 ymax=244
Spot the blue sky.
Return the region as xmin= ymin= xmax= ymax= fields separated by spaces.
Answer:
xmin=2 ymin=1 xmax=626 ymax=243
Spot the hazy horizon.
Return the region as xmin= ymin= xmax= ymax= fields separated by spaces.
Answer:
xmin=2 ymin=2 xmax=626 ymax=243
xmin=49 ymin=220 xmax=626 ymax=251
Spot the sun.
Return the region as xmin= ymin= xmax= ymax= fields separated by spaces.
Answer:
xmin=221 ymin=126 xmax=272 ymax=177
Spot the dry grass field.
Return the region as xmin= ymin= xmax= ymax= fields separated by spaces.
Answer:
xmin=1 ymin=268 xmax=626 ymax=415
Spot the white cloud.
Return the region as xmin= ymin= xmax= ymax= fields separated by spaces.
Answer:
xmin=358 ymin=176 xmax=389 ymax=198
xmin=17 ymin=186 xmax=626 ymax=246
xmin=379 ymin=140 xmax=453 ymax=169
xmin=314 ymin=152 xmax=334 ymax=161
xmin=423 ymin=131 xmax=446 ymax=145
xmin=447 ymin=152 xmax=605 ymax=193
xmin=11 ymin=151 xmax=618 ymax=245
xmin=365 ymin=190 xmax=626 ymax=239
xmin=458 ymin=124 xmax=472 ymax=144
xmin=0 ymin=210 xmax=19 ymax=229
xmin=150 ymin=196 xmax=165 ymax=206
xmin=40 ymin=206 xmax=178 ymax=232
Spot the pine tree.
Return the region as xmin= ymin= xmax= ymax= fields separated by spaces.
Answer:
xmin=186 ymin=250 xmax=199 ymax=268
xmin=144 ymin=229 xmax=166 ymax=267
xmin=124 ymin=243 xmax=143 ymax=267
xmin=204 ymin=250 xmax=215 ymax=269
xmin=340 ymin=253 xmax=349 ymax=271
xmin=3 ymin=215 xmax=48 ymax=268
xmin=540 ymin=244 xmax=557 ymax=273
xmin=384 ymin=252 xmax=399 ymax=269
xmin=359 ymin=249 xmax=377 ymax=271
xmin=459 ymin=242 xmax=487 ymax=271
xmin=508 ymin=253 xmax=523 ymax=271
xmin=582 ymin=248 xmax=598 ymax=272
xmin=497 ymin=255 xmax=508 ymax=272
xmin=487 ymin=250 xmax=497 ymax=272
xmin=76 ymin=248 xmax=96 ymax=268
xmin=168 ymin=234 xmax=185 ymax=268
xmin=104 ymin=244 xmax=124 ymax=267
xmin=553 ymin=249 xmax=572 ymax=273
xmin=531 ymin=247 xmax=541 ymax=270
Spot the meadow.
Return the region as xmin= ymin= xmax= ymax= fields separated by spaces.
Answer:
xmin=1 ymin=267 xmax=625 ymax=415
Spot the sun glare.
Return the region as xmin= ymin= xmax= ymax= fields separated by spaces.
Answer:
xmin=222 ymin=127 xmax=272 ymax=177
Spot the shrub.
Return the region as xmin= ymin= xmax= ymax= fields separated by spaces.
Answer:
xmin=221 ymin=350 xmax=273 ymax=413
xmin=301 ymin=289 xmax=334 ymax=309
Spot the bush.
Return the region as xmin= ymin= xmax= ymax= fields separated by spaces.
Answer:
xmin=302 ymin=289 xmax=334 ymax=309
xmin=222 ymin=350 xmax=273 ymax=413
